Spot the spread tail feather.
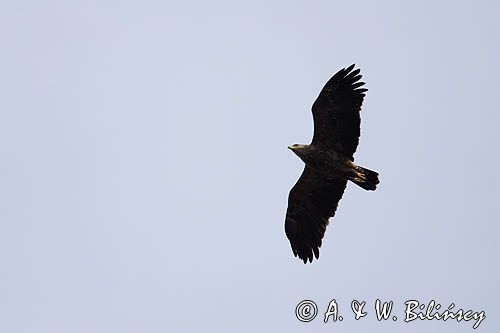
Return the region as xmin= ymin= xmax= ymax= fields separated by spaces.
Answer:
xmin=352 ymin=166 xmax=379 ymax=191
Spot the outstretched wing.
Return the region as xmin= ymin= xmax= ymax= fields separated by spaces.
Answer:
xmin=285 ymin=166 xmax=347 ymax=263
xmin=311 ymin=64 xmax=367 ymax=160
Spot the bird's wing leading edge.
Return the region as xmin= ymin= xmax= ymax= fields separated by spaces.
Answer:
xmin=285 ymin=166 xmax=347 ymax=263
xmin=311 ymin=64 xmax=367 ymax=160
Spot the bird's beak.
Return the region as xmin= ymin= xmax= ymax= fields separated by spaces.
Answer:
xmin=288 ymin=146 xmax=294 ymax=150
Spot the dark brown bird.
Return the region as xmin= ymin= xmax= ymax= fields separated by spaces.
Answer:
xmin=285 ymin=64 xmax=379 ymax=263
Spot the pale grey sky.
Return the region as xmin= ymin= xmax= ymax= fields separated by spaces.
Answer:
xmin=1 ymin=1 xmax=499 ymax=332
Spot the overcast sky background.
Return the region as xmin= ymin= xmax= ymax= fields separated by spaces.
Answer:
xmin=1 ymin=1 xmax=499 ymax=332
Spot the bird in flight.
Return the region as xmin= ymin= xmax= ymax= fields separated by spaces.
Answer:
xmin=285 ymin=64 xmax=379 ymax=263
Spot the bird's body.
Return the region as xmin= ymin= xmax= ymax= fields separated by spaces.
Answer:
xmin=289 ymin=144 xmax=353 ymax=180
xmin=285 ymin=64 xmax=379 ymax=263
xmin=288 ymin=144 xmax=379 ymax=190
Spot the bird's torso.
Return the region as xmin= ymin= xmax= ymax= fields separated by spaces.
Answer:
xmin=298 ymin=145 xmax=352 ymax=179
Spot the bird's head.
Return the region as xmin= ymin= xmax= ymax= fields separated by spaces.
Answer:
xmin=288 ymin=143 xmax=308 ymax=150
xmin=288 ymin=144 xmax=310 ymax=157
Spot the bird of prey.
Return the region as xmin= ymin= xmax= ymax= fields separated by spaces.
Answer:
xmin=285 ymin=64 xmax=379 ymax=263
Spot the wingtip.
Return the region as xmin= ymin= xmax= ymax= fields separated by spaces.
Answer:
xmin=345 ymin=63 xmax=356 ymax=72
xmin=297 ymin=251 xmax=315 ymax=264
